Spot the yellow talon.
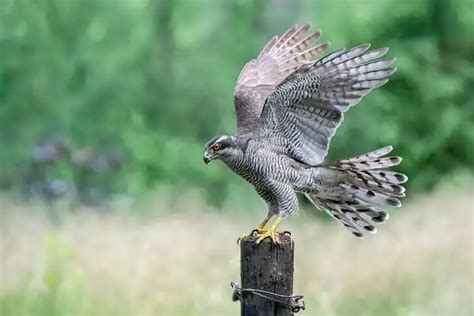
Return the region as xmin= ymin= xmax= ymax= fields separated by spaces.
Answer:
xmin=255 ymin=216 xmax=283 ymax=245
xmin=255 ymin=229 xmax=278 ymax=244
xmin=237 ymin=214 xmax=273 ymax=244
xmin=237 ymin=228 xmax=267 ymax=244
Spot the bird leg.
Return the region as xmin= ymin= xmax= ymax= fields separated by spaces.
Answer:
xmin=256 ymin=216 xmax=283 ymax=245
xmin=253 ymin=214 xmax=272 ymax=234
xmin=237 ymin=214 xmax=272 ymax=244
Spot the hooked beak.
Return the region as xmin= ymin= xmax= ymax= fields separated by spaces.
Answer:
xmin=203 ymin=151 xmax=215 ymax=165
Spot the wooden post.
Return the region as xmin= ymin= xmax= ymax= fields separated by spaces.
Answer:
xmin=239 ymin=234 xmax=295 ymax=316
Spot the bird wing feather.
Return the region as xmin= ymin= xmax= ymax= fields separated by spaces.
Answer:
xmin=234 ymin=23 xmax=329 ymax=136
xmin=252 ymin=44 xmax=396 ymax=165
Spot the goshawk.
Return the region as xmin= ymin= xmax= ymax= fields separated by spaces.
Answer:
xmin=203 ymin=23 xmax=407 ymax=243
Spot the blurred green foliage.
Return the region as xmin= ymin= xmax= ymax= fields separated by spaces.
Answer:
xmin=1 ymin=0 xmax=473 ymax=205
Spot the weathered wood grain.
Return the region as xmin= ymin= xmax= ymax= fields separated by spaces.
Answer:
xmin=239 ymin=234 xmax=294 ymax=316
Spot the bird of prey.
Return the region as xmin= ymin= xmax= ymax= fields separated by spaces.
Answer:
xmin=203 ymin=23 xmax=407 ymax=244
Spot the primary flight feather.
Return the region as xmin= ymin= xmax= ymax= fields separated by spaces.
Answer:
xmin=203 ymin=22 xmax=407 ymax=243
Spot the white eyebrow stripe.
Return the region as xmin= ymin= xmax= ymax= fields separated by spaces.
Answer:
xmin=215 ymin=136 xmax=227 ymax=143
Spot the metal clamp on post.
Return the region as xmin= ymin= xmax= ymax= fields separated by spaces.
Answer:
xmin=231 ymin=282 xmax=305 ymax=313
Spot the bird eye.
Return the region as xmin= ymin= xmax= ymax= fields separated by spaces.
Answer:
xmin=212 ymin=143 xmax=221 ymax=151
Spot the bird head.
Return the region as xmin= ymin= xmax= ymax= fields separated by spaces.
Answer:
xmin=203 ymin=135 xmax=238 ymax=164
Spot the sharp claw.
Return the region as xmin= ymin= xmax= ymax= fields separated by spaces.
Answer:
xmin=254 ymin=228 xmax=268 ymax=235
xmin=239 ymin=225 xmax=275 ymax=245
xmin=238 ymin=228 xmax=265 ymax=245
xmin=237 ymin=233 xmax=250 ymax=245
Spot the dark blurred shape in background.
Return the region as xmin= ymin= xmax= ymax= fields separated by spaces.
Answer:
xmin=15 ymin=136 xmax=123 ymax=207
xmin=21 ymin=137 xmax=71 ymax=199
xmin=31 ymin=138 xmax=70 ymax=164
xmin=71 ymin=145 xmax=123 ymax=205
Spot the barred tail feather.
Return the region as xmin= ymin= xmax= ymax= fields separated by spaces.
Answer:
xmin=341 ymin=184 xmax=402 ymax=207
xmin=347 ymin=171 xmax=406 ymax=197
xmin=338 ymin=145 xmax=393 ymax=162
xmin=359 ymin=170 xmax=408 ymax=184
xmin=334 ymin=156 xmax=402 ymax=171
xmin=307 ymin=146 xmax=407 ymax=237
xmin=326 ymin=200 xmax=377 ymax=234
xmin=332 ymin=145 xmax=404 ymax=171
xmin=305 ymin=193 xmax=365 ymax=237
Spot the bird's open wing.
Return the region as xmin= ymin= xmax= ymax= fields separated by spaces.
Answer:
xmin=252 ymin=45 xmax=396 ymax=165
xmin=234 ymin=23 xmax=329 ymax=136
